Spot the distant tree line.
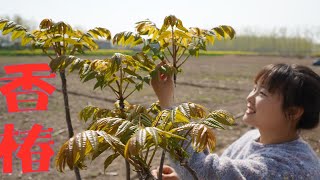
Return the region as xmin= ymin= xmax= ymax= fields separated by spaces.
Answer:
xmin=209 ymin=35 xmax=315 ymax=57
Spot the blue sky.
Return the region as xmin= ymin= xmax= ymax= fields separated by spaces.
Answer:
xmin=1 ymin=0 xmax=320 ymax=38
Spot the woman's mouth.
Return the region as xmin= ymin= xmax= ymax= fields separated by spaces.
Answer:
xmin=246 ymin=106 xmax=256 ymax=114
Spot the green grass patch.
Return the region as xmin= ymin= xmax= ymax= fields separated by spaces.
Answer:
xmin=311 ymin=52 xmax=320 ymax=57
xmin=0 ymin=49 xmax=47 ymax=56
xmin=83 ymin=49 xmax=136 ymax=56
xmin=199 ymin=50 xmax=258 ymax=56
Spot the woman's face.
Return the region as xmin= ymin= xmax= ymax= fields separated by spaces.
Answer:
xmin=242 ymin=82 xmax=288 ymax=131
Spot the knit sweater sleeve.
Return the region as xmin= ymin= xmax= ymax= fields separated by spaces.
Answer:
xmin=169 ymin=130 xmax=320 ymax=180
xmin=169 ymin=130 xmax=267 ymax=180
xmin=169 ymin=151 xmax=267 ymax=180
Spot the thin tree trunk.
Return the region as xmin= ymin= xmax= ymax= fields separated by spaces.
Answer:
xmin=125 ymin=160 xmax=130 ymax=180
xmin=59 ymin=71 xmax=82 ymax=180
xmin=118 ymin=94 xmax=131 ymax=180
xmin=73 ymin=166 xmax=82 ymax=180
xmin=137 ymin=171 xmax=157 ymax=180
xmin=158 ymin=150 xmax=166 ymax=180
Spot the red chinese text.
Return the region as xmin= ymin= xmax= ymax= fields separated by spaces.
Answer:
xmin=0 ymin=124 xmax=54 ymax=173
xmin=0 ymin=64 xmax=56 ymax=112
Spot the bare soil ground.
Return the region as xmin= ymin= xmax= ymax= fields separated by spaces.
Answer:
xmin=0 ymin=55 xmax=319 ymax=180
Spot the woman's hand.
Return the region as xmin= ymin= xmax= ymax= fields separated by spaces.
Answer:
xmin=151 ymin=165 xmax=179 ymax=180
xmin=151 ymin=62 xmax=174 ymax=109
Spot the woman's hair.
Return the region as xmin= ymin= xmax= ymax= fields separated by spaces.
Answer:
xmin=254 ymin=63 xmax=320 ymax=130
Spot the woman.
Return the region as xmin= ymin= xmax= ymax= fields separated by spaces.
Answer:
xmin=151 ymin=63 xmax=320 ymax=180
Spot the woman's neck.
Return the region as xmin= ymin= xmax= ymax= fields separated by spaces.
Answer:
xmin=258 ymin=129 xmax=299 ymax=145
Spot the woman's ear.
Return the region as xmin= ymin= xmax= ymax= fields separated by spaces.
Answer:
xmin=287 ymin=106 xmax=304 ymax=122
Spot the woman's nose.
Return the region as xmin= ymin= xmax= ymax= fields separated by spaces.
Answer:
xmin=246 ymin=90 xmax=255 ymax=103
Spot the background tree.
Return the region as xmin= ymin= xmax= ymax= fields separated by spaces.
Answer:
xmin=0 ymin=18 xmax=111 ymax=180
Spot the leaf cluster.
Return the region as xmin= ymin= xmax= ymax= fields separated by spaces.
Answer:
xmin=0 ymin=18 xmax=35 ymax=45
xmin=34 ymin=19 xmax=111 ymax=55
xmin=56 ymin=102 xmax=235 ymax=174
xmin=113 ymin=15 xmax=235 ymax=68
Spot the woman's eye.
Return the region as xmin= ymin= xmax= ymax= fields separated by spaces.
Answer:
xmin=259 ymin=91 xmax=267 ymax=96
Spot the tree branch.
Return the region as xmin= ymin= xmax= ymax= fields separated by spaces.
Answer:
xmin=177 ymin=48 xmax=187 ymax=63
xmin=108 ymin=84 xmax=120 ymax=98
xmin=42 ymin=49 xmax=54 ymax=60
xmin=124 ymin=88 xmax=137 ymax=100
xmin=177 ymin=55 xmax=190 ymax=69
xmin=123 ymin=81 xmax=130 ymax=95
xmin=163 ymin=53 xmax=170 ymax=63
xmin=148 ymin=146 xmax=158 ymax=167
xmin=166 ymin=46 xmax=173 ymax=57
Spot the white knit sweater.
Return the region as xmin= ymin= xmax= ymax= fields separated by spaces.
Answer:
xmin=169 ymin=129 xmax=320 ymax=180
